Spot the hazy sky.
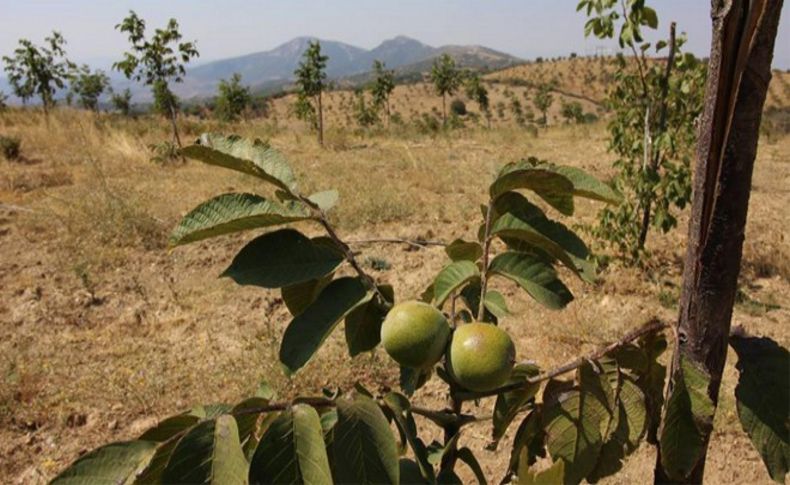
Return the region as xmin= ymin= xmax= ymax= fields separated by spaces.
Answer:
xmin=1 ymin=1 xmax=788 ymax=69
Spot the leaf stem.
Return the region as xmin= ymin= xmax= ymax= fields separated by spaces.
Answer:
xmin=346 ymin=237 xmax=447 ymax=248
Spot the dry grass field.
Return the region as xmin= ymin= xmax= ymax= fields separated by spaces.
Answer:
xmin=0 ymin=63 xmax=788 ymax=483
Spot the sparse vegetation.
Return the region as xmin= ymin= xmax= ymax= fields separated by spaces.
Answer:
xmin=0 ymin=135 xmax=21 ymax=160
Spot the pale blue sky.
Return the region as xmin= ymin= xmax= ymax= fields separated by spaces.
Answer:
xmin=1 ymin=1 xmax=788 ymax=69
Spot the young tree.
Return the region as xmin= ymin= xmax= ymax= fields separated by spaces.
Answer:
xmin=560 ymin=99 xmax=584 ymax=124
xmin=370 ymin=60 xmax=395 ymax=125
xmin=2 ymin=31 xmax=73 ymax=115
xmin=353 ymin=89 xmax=379 ymax=129
xmin=113 ymin=11 xmax=199 ymax=148
xmin=215 ymin=73 xmax=252 ymax=122
xmin=0 ymin=91 xmax=7 ymax=111
xmin=532 ymin=83 xmax=554 ymax=126
xmin=69 ymin=65 xmax=110 ymax=113
xmin=110 ymin=88 xmax=133 ymax=116
xmin=293 ymin=41 xmax=328 ymax=146
xmin=579 ymin=0 xmax=706 ymax=261
xmin=430 ymin=54 xmax=461 ymax=125
xmin=465 ymin=73 xmax=491 ymax=128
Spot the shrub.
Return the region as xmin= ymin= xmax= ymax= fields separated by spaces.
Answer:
xmin=449 ymin=98 xmax=467 ymax=116
xmin=0 ymin=135 xmax=21 ymax=161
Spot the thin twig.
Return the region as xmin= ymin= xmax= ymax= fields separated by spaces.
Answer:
xmin=456 ymin=318 xmax=668 ymax=400
xmin=346 ymin=238 xmax=447 ymax=249
xmin=297 ymin=195 xmax=389 ymax=305
xmin=477 ymin=200 xmax=495 ymax=321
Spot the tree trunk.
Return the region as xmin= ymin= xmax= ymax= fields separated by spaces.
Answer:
xmin=638 ymin=22 xmax=677 ymax=249
xmin=442 ymin=93 xmax=447 ymax=126
xmin=317 ymin=91 xmax=324 ymax=147
xmin=654 ymin=1 xmax=783 ymax=483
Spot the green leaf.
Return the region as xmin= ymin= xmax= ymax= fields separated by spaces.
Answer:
xmin=400 ymin=366 xmax=431 ymax=397
xmin=491 ymin=159 xmax=620 ymax=216
xmin=445 ymin=238 xmax=483 ymax=262
xmin=308 ymin=190 xmax=339 ymax=212
xmin=491 ymin=160 xmax=576 ymax=214
xmin=136 ymin=435 xmax=182 ymax=484
xmin=730 ymin=334 xmax=789 ymax=483
xmin=641 ymin=7 xmax=658 ymax=28
xmin=491 ymin=192 xmax=595 ymax=282
xmin=249 ymin=404 xmax=332 ymax=485
xmin=279 ymin=277 xmax=372 ymax=375
xmin=51 ymin=440 xmax=157 ymax=485
xmin=460 ymin=281 xmax=498 ymax=324
xmin=382 ymin=392 xmax=436 ymax=483
xmin=458 ymin=447 xmax=488 ymax=485
xmin=488 ymin=251 xmax=573 ymax=310
xmin=433 ymin=260 xmax=481 ymax=307
xmin=552 ymin=165 xmax=621 ymax=206
xmin=484 ymin=290 xmax=510 ymax=319
xmin=587 ymin=369 xmax=647 ymax=482
xmin=332 ymin=394 xmax=400 ymax=484
xmin=635 ymin=331 xmax=667 ymax=443
xmin=232 ymin=396 xmax=270 ymax=453
xmin=345 ymin=285 xmax=394 ymax=357
xmin=189 ymin=404 xmax=233 ymax=419
xmin=493 ymin=363 xmax=541 ymax=445
xmin=399 ymin=459 xmax=431 ymax=484
xmin=138 ymin=414 xmax=200 ymax=442
xmin=162 ymin=415 xmax=248 ymax=484
xmin=222 ymin=229 xmax=344 ymax=288
xmin=182 ymin=133 xmax=297 ymax=191
xmin=542 ymin=383 xmax=609 ymax=484
xmin=518 ymin=457 xmax=565 ymax=485
xmin=170 ymin=193 xmax=310 ymax=247
xmin=659 ymin=356 xmax=715 ymax=481
xmin=508 ymin=409 xmax=546 ymax=476
xmin=282 ymin=275 xmax=333 ymax=317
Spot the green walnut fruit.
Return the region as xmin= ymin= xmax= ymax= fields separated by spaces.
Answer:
xmin=448 ymin=322 xmax=516 ymax=392
xmin=381 ymin=301 xmax=450 ymax=369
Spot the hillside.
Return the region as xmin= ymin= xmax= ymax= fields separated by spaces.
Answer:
xmin=258 ymin=57 xmax=790 ymax=132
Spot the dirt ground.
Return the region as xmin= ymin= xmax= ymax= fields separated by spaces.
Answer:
xmin=0 ymin=107 xmax=787 ymax=484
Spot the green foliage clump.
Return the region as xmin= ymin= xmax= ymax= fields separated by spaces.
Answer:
xmin=430 ymin=54 xmax=462 ymax=125
xmin=465 ymin=73 xmax=490 ymax=127
xmin=449 ymin=98 xmax=467 ymax=116
xmin=68 ymin=64 xmax=110 ymax=112
xmin=0 ymin=135 xmax=21 ymax=161
xmin=532 ymin=83 xmax=554 ymax=126
xmin=215 ymin=73 xmax=252 ymax=122
xmin=110 ymin=88 xmax=133 ymax=116
xmin=370 ymin=60 xmax=395 ymax=124
xmin=352 ymin=90 xmax=379 ymax=129
xmin=561 ymin=100 xmax=585 ymax=124
xmin=2 ymin=31 xmax=73 ymax=115
xmin=113 ymin=10 xmax=198 ymax=147
xmin=579 ymin=0 xmax=706 ymax=262
xmin=294 ymin=41 xmax=328 ymax=146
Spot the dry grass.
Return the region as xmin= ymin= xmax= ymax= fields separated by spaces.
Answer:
xmin=0 ymin=101 xmax=787 ymax=484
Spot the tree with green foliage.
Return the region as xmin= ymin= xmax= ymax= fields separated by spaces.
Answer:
xmin=109 ymin=88 xmax=133 ymax=116
xmin=430 ymin=54 xmax=461 ymax=126
xmin=532 ymin=83 xmax=554 ymax=126
xmin=352 ymin=89 xmax=379 ymax=129
xmin=113 ymin=11 xmax=199 ymax=148
xmin=2 ymin=31 xmax=73 ymax=116
xmin=579 ymin=0 xmax=706 ymax=261
xmin=370 ymin=60 xmax=395 ymax=125
xmin=68 ymin=65 xmax=110 ymax=113
xmin=560 ymin=99 xmax=584 ymax=124
xmin=215 ymin=73 xmax=252 ymax=122
xmin=465 ymin=73 xmax=491 ymax=128
xmin=294 ymin=41 xmax=328 ymax=146
xmin=0 ymin=91 xmax=7 ymax=111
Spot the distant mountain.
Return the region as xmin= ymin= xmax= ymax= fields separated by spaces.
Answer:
xmin=0 ymin=36 xmax=521 ymax=103
xmin=176 ymin=35 xmax=521 ymax=99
